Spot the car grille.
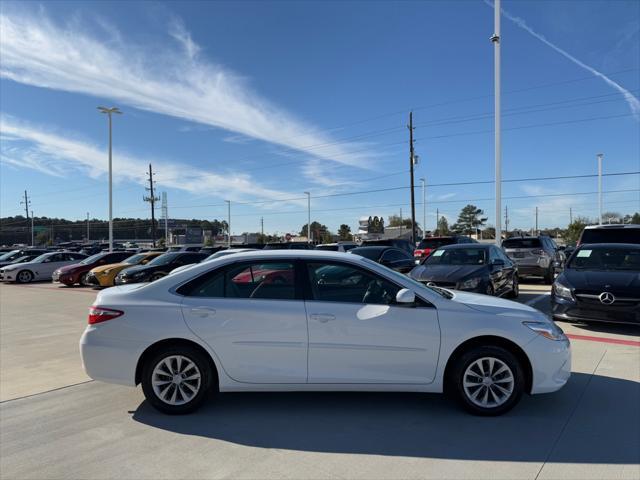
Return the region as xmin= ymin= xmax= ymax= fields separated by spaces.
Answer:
xmin=574 ymin=292 xmax=640 ymax=307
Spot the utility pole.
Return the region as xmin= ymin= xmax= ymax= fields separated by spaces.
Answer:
xmin=569 ymin=207 xmax=573 ymax=225
xmin=143 ymin=163 xmax=160 ymax=247
xmin=597 ymin=153 xmax=603 ymax=225
xmin=97 ymin=106 xmax=122 ymax=251
xmin=491 ymin=0 xmax=502 ymax=246
xmin=304 ymin=192 xmax=311 ymax=243
xmin=400 ymin=207 xmax=403 ymax=237
xmin=504 ymin=206 xmax=509 ymax=237
xmin=86 ymin=212 xmax=90 ymax=241
xmin=226 ymin=200 xmax=231 ymax=247
xmin=436 ymin=208 xmax=440 ymax=234
xmin=31 ymin=210 xmax=34 ymax=246
xmin=20 ymin=190 xmax=31 ymax=245
xmin=408 ymin=111 xmax=417 ymax=245
xmin=535 ymin=206 xmax=539 ymax=235
xmin=420 ymin=177 xmax=426 ymax=239
xmin=261 ymin=216 xmax=264 ymax=240
xmin=161 ymin=192 xmax=168 ymax=246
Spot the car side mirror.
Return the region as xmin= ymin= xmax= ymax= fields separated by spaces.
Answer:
xmin=492 ymin=259 xmax=505 ymax=266
xmin=396 ymin=288 xmax=416 ymax=305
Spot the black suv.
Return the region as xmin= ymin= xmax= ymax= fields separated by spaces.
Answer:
xmin=360 ymin=239 xmax=414 ymax=255
xmin=578 ymin=224 xmax=640 ymax=245
xmin=502 ymin=235 xmax=563 ymax=284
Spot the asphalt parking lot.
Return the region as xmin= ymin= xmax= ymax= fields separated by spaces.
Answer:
xmin=1 ymin=281 xmax=638 ymax=479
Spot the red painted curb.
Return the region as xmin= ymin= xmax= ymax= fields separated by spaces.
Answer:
xmin=566 ymin=333 xmax=640 ymax=347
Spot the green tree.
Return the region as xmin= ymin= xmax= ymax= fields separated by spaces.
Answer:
xmin=436 ymin=216 xmax=449 ymax=235
xmin=388 ymin=214 xmax=413 ymax=229
xmin=631 ymin=212 xmax=640 ymax=224
xmin=300 ymin=221 xmax=331 ymax=243
xmin=564 ymin=217 xmax=590 ymax=245
xmin=452 ymin=204 xmax=487 ymax=235
xmin=337 ymin=224 xmax=352 ymax=241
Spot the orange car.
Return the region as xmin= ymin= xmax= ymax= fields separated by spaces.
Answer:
xmin=86 ymin=251 xmax=164 ymax=287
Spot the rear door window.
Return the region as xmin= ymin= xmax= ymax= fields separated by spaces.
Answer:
xmin=226 ymin=262 xmax=295 ymax=300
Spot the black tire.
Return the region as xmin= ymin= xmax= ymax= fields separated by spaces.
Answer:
xmin=485 ymin=283 xmax=495 ymax=296
xmin=16 ymin=270 xmax=33 ymax=284
xmin=544 ymin=267 xmax=554 ymax=285
xmin=450 ymin=345 xmax=525 ymax=416
xmin=141 ymin=345 xmax=213 ymax=415
xmin=506 ymin=275 xmax=519 ymax=298
xmin=79 ymin=272 xmax=89 ymax=286
xmin=150 ymin=273 xmax=165 ymax=282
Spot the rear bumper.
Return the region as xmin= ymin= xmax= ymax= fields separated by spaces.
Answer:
xmin=517 ymin=265 xmax=548 ymax=277
xmin=79 ymin=327 xmax=144 ymax=386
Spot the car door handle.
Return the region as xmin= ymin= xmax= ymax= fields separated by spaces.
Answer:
xmin=190 ymin=307 xmax=216 ymax=317
xmin=310 ymin=313 xmax=335 ymax=323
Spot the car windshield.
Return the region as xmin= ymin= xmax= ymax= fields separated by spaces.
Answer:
xmin=502 ymin=238 xmax=541 ymax=249
xmin=349 ymin=248 xmax=383 ymax=260
xmin=424 ymin=248 xmax=487 ymax=265
xmin=0 ymin=251 xmax=19 ymax=261
xmin=11 ymin=256 xmax=30 ymax=263
xmin=31 ymin=253 xmax=53 ymax=263
xmin=147 ymin=253 xmax=180 ymax=266
xmin=418 ymin=238 xmax=454 ymax=249
xmin=124 ymin=253 xmax=147 ymax=264
xmin=568 ymin=246 xmax=640 ymax=270
xmin=80 ymin=253 xmax=106 ymax=265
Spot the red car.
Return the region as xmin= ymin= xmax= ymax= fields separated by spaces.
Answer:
xmin=413 ymin=235 xmax=477 ymax=263
xmin=52 ymin=251 xmax=131 ymax=286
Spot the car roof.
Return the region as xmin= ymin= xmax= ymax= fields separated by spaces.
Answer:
xmin=584 ymin=224 xmax=640 ymax=229
xmin=438 ymin=243 xmax=490 ymax=250
xmin=577 ymin=243 xmax=640 ymax=249
xmin=350 ymin=246 xmax=393 ymax=252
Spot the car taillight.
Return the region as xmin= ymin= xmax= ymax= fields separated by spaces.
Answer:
xmin=414 ymin=249 xmax=424 ymax=257
xmin=423 ymin=248 xmax=432 ymax=257
xmin=88 ymin=306 xmax=124 ymax=325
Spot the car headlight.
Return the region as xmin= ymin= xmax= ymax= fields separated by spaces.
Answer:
xmin=553 ymin=278 xmax=573 ymax=300
xmin=523 ymin=321 xmax=567 ymax=341
xmin=3 ymin=267 xmax=16 ymax=272
xmin=459 ymin=277 xmax=481 ymax=289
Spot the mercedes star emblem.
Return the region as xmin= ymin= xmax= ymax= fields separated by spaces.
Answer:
xmin=599 ymin=292 xmax=616 ymax=305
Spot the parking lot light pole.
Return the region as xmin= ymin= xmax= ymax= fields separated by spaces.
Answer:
xmin=226 ymin=200 xmax=231 ymax=247
xmin=491 ymin=0 xmax=502 ymax=246
xmin=597 ymin=153 xmax=603 ymax=225
xmin=304 ymin=192 xmax=311 ymax=243
xmin=420 ymin=178 xmax=426 ymax=238
xmin=31 ymin=211 xmax=34 ymax=246
xmin=97 ymin=106 xmax=122 ymax=252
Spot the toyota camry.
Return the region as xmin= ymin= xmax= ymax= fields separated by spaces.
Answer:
xmin=80 ymin=250 xmax=570 ymax=416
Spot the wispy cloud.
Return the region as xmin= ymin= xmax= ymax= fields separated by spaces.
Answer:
xmin=485 ymin=1 xmax=640 ymax=118
xmin=0 ymin=116 xmax=303 ymax=205
xmin=0 ymin=9 xmax=371 ymax=167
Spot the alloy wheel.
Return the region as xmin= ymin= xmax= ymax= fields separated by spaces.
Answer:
xmin=463 ymin=357 xmax=514 ymax=408
xmin=151 ymin=355 xmax=202 ymax=406
xmin=17 ymin=271 xmax=32 ymax=283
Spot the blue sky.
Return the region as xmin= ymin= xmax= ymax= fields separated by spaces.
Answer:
xmin=1 ymin=0 xmax=639 ymax=237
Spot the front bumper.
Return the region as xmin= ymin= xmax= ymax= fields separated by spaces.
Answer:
xmin=516 ymin=265 xmax=547 ymax=277
xmin=552 ymin=295 xmax=640 ymax=324
xmin=526 ymin=333 xmax=571 ymax=394
xmin=114 ymin=275 xmax=141 ymax=285
xmin=53 ymin=272 xmax=76 ymax=285
xmin=86 ymin=271 xmax=107 ymax=287
xmin=0 ymin=270 xmax=16 ymax=281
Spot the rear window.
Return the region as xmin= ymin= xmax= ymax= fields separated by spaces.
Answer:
xmin=315 ymin=245 xmax=339 ymax=251
xmin=418 ymin=238 xmax=454 ymax=249
xmin=580 ymin=229 xmax=640 ymax=244
xmin=502 ymin=238 xmax=542 ymax=249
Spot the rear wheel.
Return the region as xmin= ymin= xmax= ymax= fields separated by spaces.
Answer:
xmin=141 ymin=346 xmax=213 ymax=414
xmin=451 ymin=346 xmax=524 ymax=416
xmin=16 ymin=270 xmax=33 ymax=284
xmin=506 ymin=275 xmax=519 ymax=298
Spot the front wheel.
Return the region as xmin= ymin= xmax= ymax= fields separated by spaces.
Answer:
xmin=141 ymin=346 xmax=213 ymax=414
xmin=506 ymin=276 xmax=519 ymax=298
xmin=451 ymin=346 xmax=525 ymax=416
xmin=16 ymin=270 xmax=33 ymax=283
xmin=79 ymin=272 xmax=89 ymax=286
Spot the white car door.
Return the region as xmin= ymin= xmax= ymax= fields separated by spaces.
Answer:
xmin=180 ymin=260 xmax=308 ymax=384
xmin=34 ymin=253 xmax=68 ymax=279
xmin=304 ymin=261 xmax=440 ymax=384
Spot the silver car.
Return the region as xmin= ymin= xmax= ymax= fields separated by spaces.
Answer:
xmin=502 ymin=236 xmax=563 ymax=284
xmin=0 ymin=251 xmax=87 ymax=283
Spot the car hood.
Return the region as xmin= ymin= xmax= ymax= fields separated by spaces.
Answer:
xmin=57 ymin=263 xmax=84 ymax=273
xmin=409 ymin=264 xmax=486 ymax=282
xmin=563 ymin=269 xmax=640 ymax=294
xmin=118 ymin=264 xmax=160 ymax=276
xmin=451 ymin=290 xmax=541 ymax=318
xmin=1 ymin=260 xmax=39 ymax=270
xmin=91 ymin=262 xmax=128 ymax=274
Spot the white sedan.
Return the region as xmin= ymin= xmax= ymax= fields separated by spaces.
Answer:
xmin=0 ymin=251 xmax=87 ymax=283
xmin=80 ymin=250 xmax=570 ymax=416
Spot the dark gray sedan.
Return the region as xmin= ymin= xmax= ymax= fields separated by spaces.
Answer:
xmin=408 ymin=244 xmax=518 ymax=297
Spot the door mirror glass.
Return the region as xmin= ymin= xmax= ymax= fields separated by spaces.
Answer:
xmin=396 ymin=288 xmax=415 ymax=304
xmin=492 ymin=259 xmax=505 ymax=266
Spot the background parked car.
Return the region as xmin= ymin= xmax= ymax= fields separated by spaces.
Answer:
xmin=502 ymin=235 xmax=563 ymax=284
xmin=578 ymin=224 xmax=640 ymax=245
xmin=413 ymin=235 xmax=477 ymax=263
xmin=115 ymin=252 xmax=209 ymax=284
xmin=360 ymin=238 xmax=414 ymax=255
xmin=551 ymin=243 xmax=640 ymax=325
xmin=263 ymin=242 xmax=312 ymax=250
xmin=348 ymin=246 xmax=415 ymax=273
xmin=86 ymin=251 xmax=165 ymax=287
xmin=53 ymin=251 xmax=132 ymax=286
xmin=0 ymin=251 xmax=87 ymax=283
xmin=170 ymin=248 xmax=259 ymax=275
xmin=0 ymin=248 xmax=49 ymax=265
xmin=315 ymin=242 xmax=358 ymax=252
xmin=0 ymin=253 xmax=42 ymax=268
xmin=409 ymin=244 xmax=518 ymax=297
